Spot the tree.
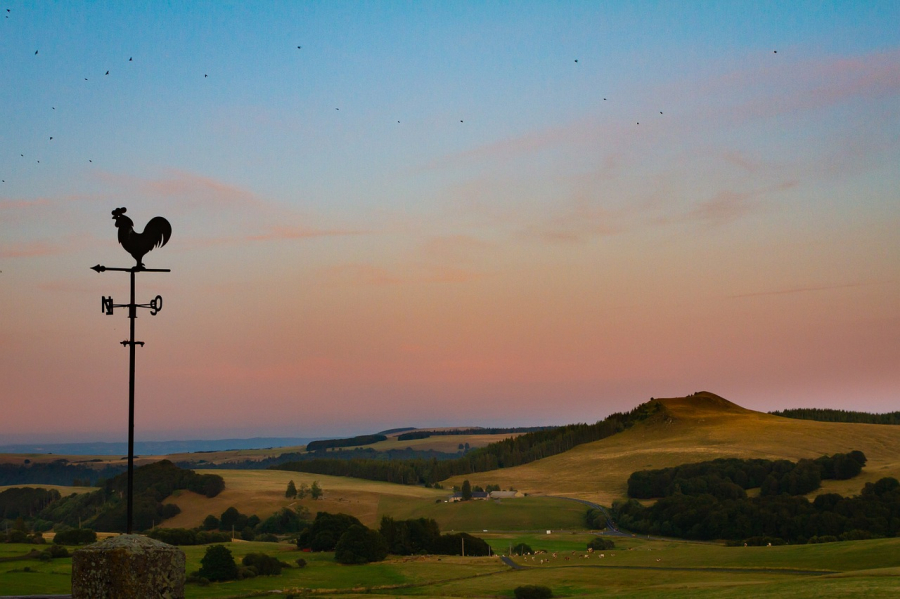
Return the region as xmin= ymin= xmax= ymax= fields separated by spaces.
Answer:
xmin=310 ymin=480 xmax=322 ymax=500
xmin=285 ymin=480 xmax=297 ymax=498
xmin=201 ymin=514 xmax=220 ymax=531
xmin=587 ymin=537 xmax=615 ymax=550
xmin=198 ymin=545 xmax=238 ymax=582
xmin=297 ymin=512 xmax=364 ymax=551
xmin=242 ymin=552 xmax=285 ymax=575
xmin=334 ymin=524 xmax=388 ymax=564
xmin=220 ymin=507 xmax=241 ymax=530
xmin=461 ymin=480 xmax=472 ymax=501
xmin=53 ymin=529 xmax=96 ymax=545
xmin=297 ymin=482 xmax=309 ymax=499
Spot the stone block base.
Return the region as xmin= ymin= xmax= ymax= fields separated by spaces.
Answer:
xmin=72 ymin=534 xmax=185 ymax=599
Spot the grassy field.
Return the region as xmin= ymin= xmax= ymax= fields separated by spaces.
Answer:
xmin=2 ymin=536 xmax=899 ymax=598
xmin=161 ymin=469 xmax=587 ymax=531
xmin=444 ymin=392 xmax=900 ymax=505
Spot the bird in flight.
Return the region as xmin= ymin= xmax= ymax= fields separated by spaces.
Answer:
xmin=574 ymin=59 xmax=578 ymax=63
xmin=105 ymin=71 xmax=109 ymax=75
xmin=129 ymin=57 xmax=133 ymax=61
xmin=34 ymin=50 xmax=38 ymax=55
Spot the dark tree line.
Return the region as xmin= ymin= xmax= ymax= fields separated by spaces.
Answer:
xmin=0 ymin=461 xmax=125 ymax=486
xmin=180 ymin=447 xmax=465 ymax=472
xmin=396 ymin=426 xmax=552 ymax=441
xmin=770 ymin=408 xmax=900 ymax=425
xmin=305 ymin=434 xmax=387 ymax=452
xmin=379 ymin=516 xmax=490 ymax=556
xmin=614 ymin=476 xmax=900 ymax=544
xmin=627 ymin=452 xmax=867 ymax=500
xmin=30 ymin=461 xmax=225 ymax=532
xmin=275 ymin=400 xmax=664 ymax=485
xmin=0 ymin=487 xmax=61 ymax=519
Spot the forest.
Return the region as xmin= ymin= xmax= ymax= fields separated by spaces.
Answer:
xmin=275 ymin=399 xmax=665 ymax=485
xmin=614 ymin=452 xmax=900 ymax=544
xmin=770 ymin=408 xmax=900 ymax=425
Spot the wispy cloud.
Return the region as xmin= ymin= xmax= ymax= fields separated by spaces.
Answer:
xmin=320 ymin=263 xmax=484 ymax=287
xmin=247 ymin=225 xmax=366 ymax=242
xmin=730 ymin=281 xmax=873 ymax=299
xmin=0 ymin=234 xmax=98 ymax=259
xmin=94 ymin=169 xmax=265 ymax=210
xmin=419 ymin=235 xmax=494 ymax=263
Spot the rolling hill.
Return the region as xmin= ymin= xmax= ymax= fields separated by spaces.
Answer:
xmin=442 ymin=392 xmax=900 ymax=505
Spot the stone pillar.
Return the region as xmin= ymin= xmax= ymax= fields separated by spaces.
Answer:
xmin=72 ymin=534 xmax=185 ymax=599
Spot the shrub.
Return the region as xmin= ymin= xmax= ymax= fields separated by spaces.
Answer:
xmin=6 ymin=529 xmax=28 ymax=543
xmin=242 ymin=552 xmax=287 ymax=575
xmin=297 ymin=512 xmax=363 ymax=551
xmin=256 ymin=533 xmax=279 ymax=543
xmin=511 ymin=542 xmax=532 ymax=555
xmin=840 ymin=530 xmax=875 ymax=541
xmin=147 ymin=527 xmax=197 ymax=545
xmin=295 ymin=558 xmax=307 ymax=568
xmin=334 ymin=525 xmax=388 ymax=564
xmin=432 ymin=532 xmax=490 ymax=556
xmin=515 ymin=585 xmax=553 ymax=599
xmin=198 ymin=545 xmax=238 ymax=582
xmin=743 ymin=536 xmax=786 ymax=546
xmin=53 ymin=528 xmax=97 ymax=545
xmin=587 ymin=537 xmax=615 ymax=551
xmin=201 ymin=514 xmax=220 ymax=530
xmin=807 ymin=535 xmax=838 ymax=544
xmin=195 ymin=530 xmax=231 ymax=545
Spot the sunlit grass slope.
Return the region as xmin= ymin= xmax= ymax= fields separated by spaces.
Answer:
xmin=444 ymin=392 xmax=900 ymax=505
xmin=161 ymin=470 xmax=581 ymax=531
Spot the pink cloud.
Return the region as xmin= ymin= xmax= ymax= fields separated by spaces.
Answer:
xmin=93 ymin=169 xmax=265 ymax=210
xmin=246 ymin=225 xmax=365 ymax=241
xmin=693 ymin=49 xmax=900 ymax=124
xmin=320 ymin=263 xmax=484 ymax=286
xmin=729 ymin=281 xmax=873 ymax=299
xmin=0 ymin=234 xmax=99 ymax=259
xmin=419 ymin=235 xmax=494 ymax=263
xmin=0 ymin=199 xmax=52 ymax=211
xmin=0 ymin=240 xmax=65 ymax=259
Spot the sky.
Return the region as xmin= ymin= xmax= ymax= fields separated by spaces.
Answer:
xmin=1 ymin=1 xmax=898 ymax=443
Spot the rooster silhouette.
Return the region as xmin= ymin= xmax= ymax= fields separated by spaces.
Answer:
xmin=111 ymin=207 xmax=172 ymax=269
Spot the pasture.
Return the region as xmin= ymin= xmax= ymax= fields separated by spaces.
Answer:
xmin=1 ymin=536 xmax=899 ymax=598
xmin=443 ymin=393 xmax=900 ymax=505
xmin=161 ymin=469 xmax=586 ymax=531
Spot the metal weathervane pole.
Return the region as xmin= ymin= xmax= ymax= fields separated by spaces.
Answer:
xmin=93 ymin=207 xmax=172 ymax=534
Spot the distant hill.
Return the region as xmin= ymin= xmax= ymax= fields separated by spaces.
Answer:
xmin=0 ymin=437 xmax=322 ymax=456
xmin=443 ymin=391 xmax=900 ymax=505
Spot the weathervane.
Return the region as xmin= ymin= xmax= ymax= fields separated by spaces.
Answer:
xmin=92 ymin=207 xmax=171 ymax=534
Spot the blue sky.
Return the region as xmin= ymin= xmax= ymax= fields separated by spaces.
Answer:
xmin=1 ymin=1 xmax=898 ymax=442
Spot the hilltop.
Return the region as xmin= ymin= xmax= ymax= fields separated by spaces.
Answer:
xmin=444 ymin=392 xmax=900 ymax=505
